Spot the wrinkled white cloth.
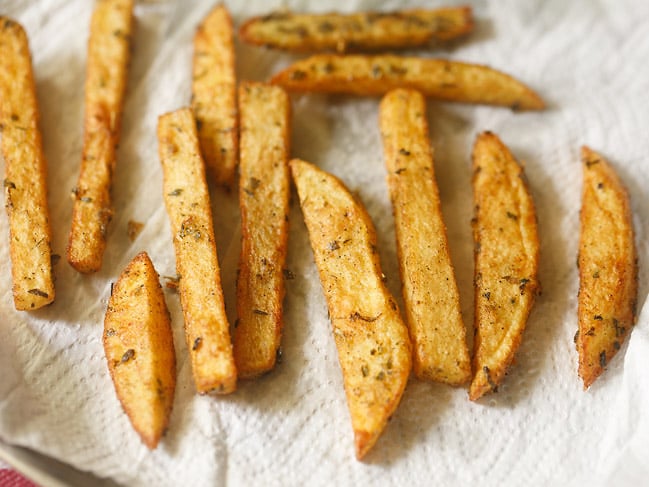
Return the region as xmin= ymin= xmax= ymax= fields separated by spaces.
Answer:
xmin=0 ymin=0 xmax=647 ymax=485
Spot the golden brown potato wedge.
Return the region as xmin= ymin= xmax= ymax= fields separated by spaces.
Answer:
xmin=158 ymin=108 xmax=236 ymax=394
xmin=67 ymin=0 xmax=133 ymax=273
xmin=240 ymin=7 xmax=473 ymax=53
xmin=470 ymin=132 xmax=540 ymax=401
xmin=379 ymin=88 xmax=471 ymax=385
xmin=0 ymin=17 xmax=55 ymax=310
xmin=577 ymin=147 xmax=637 ymax=389
xmin=271 ymin=54 xmax=544 ymax=110
xmin=192 ymin=4 xmax=238 ymax=187
xmin=234 ymin=83 xmax=291 ymax=379
xmin=104 ymin=252 xmax=176 ymax=449
xmin=291 ymin=159 xmax=411 ymax=460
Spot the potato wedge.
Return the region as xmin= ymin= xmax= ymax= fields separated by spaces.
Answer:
xmin=379 ymin=89 xmax=471 ymax=385
xmin=271 ymin=54 xmax=544 ymax=110
xmin=470 ymin=132 xmax=540 ymax=401
xmin=192 ymin=5 xmax=238 ymax=187
xmin=240 ymin=7 xmax=473 ymax=53
xmin=0 ymin=17 xmax=55 ymax=310
xmin=234 ymin=83 xmax=291 ymax=379
xmin=67 ymin=0 xmax=133 ymax=273
xmin=577 ymin=147 xmax=637 ymax=389
xmin=291 ymin=159 xmax=411 ymax=460
xmin=158 ymin=108 xmax=236 ymax=394
xmin=104 ymin=252 xmax=176 ymax=449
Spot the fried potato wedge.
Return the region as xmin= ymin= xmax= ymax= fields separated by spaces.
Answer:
xmin=234 ymin=83 xmax=291 ymax=379
xmin=291 ymin=159 xmax=411 ymax=460
xmin=577 ymin=147 xmax=637 ymax=389
xmin=67 ymin=0 xmax=133 ymax=273
xmin=192 ymin=5 xmax=238 ymax=187
xmin=469 ymin=132 xmax=540 ymax=401
xmin=271 ymin=54 xmax=545 ymax=110
xmin=104 ymin=252 xmax=176 ymax=449
xmin=0 ymin=17 xmax=55 ymax=310
xmin=240 ymin=7 xmax=473 ymax=53
xmin=379 ymin=89 xmax=471 ymax=385
xmin=158 ymin=108 xmax=236 ymax=394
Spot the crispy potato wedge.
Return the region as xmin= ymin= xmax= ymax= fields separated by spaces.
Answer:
xmin=192 ymin=5 xmax=238 ymax=187
xmin=577 ymin=147 xmax=637 ymax=389
xmin=379 ymin=89 xmax=471 ymax=385
xmin=104 ymin=252 xmax=176 ymax=449
xmin=469 ymin=132 xmax=540 ymax=401
xmin=291 ymin=159 xmax=411 ymax=460
xmin=67 ymin=0 xmax=133 ymax=273
xmin=0 ymin=17 xmax=55 ymax=310
xmin=240 ymin=7 xmax=473 ymax=53
xmin=158 ymin=108 xmax=236 ymax=394
xmin=234 ymin=83 xmax=291 ymax=379
xmin=271 ymin=54 xmax=544 ymax=110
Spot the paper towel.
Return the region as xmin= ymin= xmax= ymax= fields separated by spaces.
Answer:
xmin=0 ymin=0 xmax=647 ymax=485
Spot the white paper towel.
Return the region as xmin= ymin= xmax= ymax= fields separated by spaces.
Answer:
xmin=0 ymin=0 xmax=647 ymax=485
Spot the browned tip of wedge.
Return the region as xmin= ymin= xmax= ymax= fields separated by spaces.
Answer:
xmin=354 ymin=429 xmax=380 ymax=460
xmin=468 ymin=367 xmax=499 ymax=402
xmin=577 ymin=146 xmax=637 ymax=389
xmin=0 ymin=15 xmax=25 ymax=36
xmin=271 ymin=55 xmax=544 ymax=110
xmin=104 ymin=252 xmax=176 ymax=449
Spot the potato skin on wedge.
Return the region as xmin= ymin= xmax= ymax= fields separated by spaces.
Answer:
xmin=240 ymin=7 xmax=473 ymax=53
xmin=271 ymin=54 xmax=544 ymax=110
xmin=577 ymin=147 xmax=637 ymax=389
xmin=291 ymin=159 xmax=411 ymax=460
xmin=104 ymin=252 xmax=176 ymax=449
xmin=470 ymin=132 xmax=540 ymax=401
xmin=379 ymin=88 xmax=471 ymax=385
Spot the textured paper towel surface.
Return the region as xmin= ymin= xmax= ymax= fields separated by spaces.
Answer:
xmin=0 ymin=0 xmax=648 ymax=485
